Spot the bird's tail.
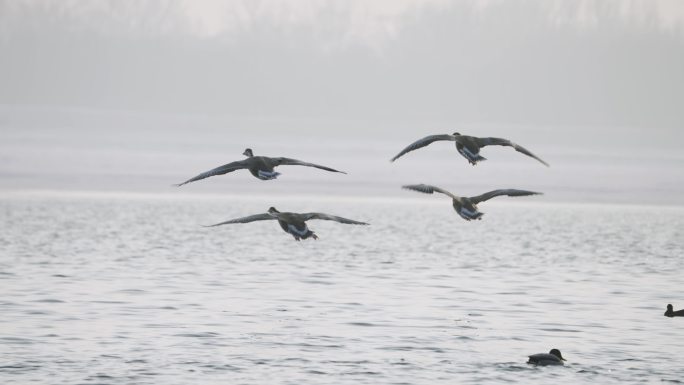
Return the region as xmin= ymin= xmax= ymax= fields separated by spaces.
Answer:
xmin=467 ymin=155 xmax=487 ymax=165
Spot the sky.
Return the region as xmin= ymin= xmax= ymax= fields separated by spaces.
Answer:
xmin=0 ymin=0 xmax=683 ymax=203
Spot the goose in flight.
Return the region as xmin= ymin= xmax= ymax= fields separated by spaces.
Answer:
xmin=205 ymin=207 xmax=369 ymax=241
xmin=402 ymin=184 xmax=542 ymax=221
xmin=175 ymin=148 xmax=346 ymax=186
xmin=390 ymin=132 xmax=549 ymax=166
xmin=527 ymin=349 xmax=566 ymax=366
xmin=665 ymin=304 xmax=684 ymax=317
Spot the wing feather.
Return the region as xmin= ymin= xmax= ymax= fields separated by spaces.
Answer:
xmin=204 ymin=213 xmax=276 ymax=227
xmin=175 ymin=160 xmax=249 ymax=186
xmin=476 ymin=137 xmax=549 ymax=166
xmin=402 ymin=184 xmax=458 ymax=200
xmin=469 ymin=189 xmax=542 ymax=204
xmin=273 ymin=158 xmax=346 ymax=174
xmin=390 ymin=134 xmax=455 ymax=162
xmin=300 ymin=212 xmax=369 ymax=225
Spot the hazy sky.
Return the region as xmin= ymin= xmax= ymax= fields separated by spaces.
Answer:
xmin=2 ymin=0 xmax=684 ymax=130
xmin=1 ymin=1 xmax=683 ymax=203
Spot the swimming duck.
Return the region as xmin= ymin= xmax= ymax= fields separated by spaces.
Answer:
xmin=402 ymin=184 xmax=542 ymax=221
xmin=175 ymin=148 xmax=346 ymax=186
xmin=665 ymin=304 xmax=684 ymax=317
xmin=205 ymin=207 xmax=369 ymax=241
xmin=390 ymin=132 xmax=549 ymax=166
xmin=527 ymin=349 xmax=566 ymax=366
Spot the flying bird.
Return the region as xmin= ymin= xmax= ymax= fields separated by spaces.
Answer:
xmin=390 ymin=132 xmax=549 ymax=166
xmin=175 ymin=148 xmax=346 ymax=186
xmin=527 ymin=349 xmax=566 ymax=366
xmin=665 ymin=304 xmax=684 ymax=317
xmin=402 ymin=184 xmax=542 ymax=221
xmin=205 ymin=207 xmax=369 ymax=241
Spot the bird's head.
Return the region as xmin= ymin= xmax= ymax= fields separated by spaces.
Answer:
xmin=549 ymin=349 xmax=566 ymax=361
xmin=267 ymin=207 xmax=280 ymax=216
xmin=452 ymin=132 xmax=461 ymax=137
xmin=667 ymin=304 xmax=674 ymax=312
xmin=243 ymin=148 xmax=254 ymax=157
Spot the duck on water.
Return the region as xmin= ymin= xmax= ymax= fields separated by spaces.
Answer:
xmin=527 ymin=349 xmax=566 ymax=366
xmin=665 ymin=304 xmax=684 ymax=317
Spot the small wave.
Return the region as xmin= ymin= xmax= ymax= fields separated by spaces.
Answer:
xmin=342 ymin=370 xmax=381 ymax=376
xmin=115 ymin=288 xmax=147 ymax=293
xmin=273 ymin=342 xmax=344 ymax=349
xmin=494 ymin=363 xmax=532 ymax=372
xmin=323 ymin=360 xmax=372 ymax=365
xmin=31 ymin=298 xmax=64 ymax=303
xmin=379 ymin=345 xmax=445 ymax=353
xmin=87 ymin=373 xmax=115 ymax=380
xmin=26 ymin=310 xmax=51 ymax=315
xmin=0 ymin=363 xmax=42 ymax=373
xmin=174 ymin=332 xmax=220 ymax=338
xmin=199 ymin=363 xmax=241 ymax=371
xmin=307 ymin=370 xmax=327 ymax=375
xmin=453 ymin=335 xmax=474 ymax=340
xmin=90 ymin=300 xmax=129 ymax=304
xmin=346 ymin=322 xmax=378 ymax=327
xmin=0 ymin=337 xmax=34 ymax=345
xmin=539 ymin=328 xmax=582 ymax=333
xmin=299 ymin=279 xmax=334 ymax=285
xmin=457 ymin=325 xmax=477 ymax=330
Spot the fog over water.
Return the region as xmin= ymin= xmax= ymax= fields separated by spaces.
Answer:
xmin=1 ymin=0 xmax=683 ymax=203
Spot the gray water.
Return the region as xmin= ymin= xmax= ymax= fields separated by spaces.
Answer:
xmin=1 ymin=191 xmax=683 ymax=384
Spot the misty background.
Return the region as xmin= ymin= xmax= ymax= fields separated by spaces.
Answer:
xmin=1 ymin=0 xmax=683 ymax=204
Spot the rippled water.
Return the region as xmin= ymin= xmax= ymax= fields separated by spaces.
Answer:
xmin=1 ymin=192 xmax=683 ymax=384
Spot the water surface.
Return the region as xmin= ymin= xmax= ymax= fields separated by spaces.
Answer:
xmin=1 ymin=192 xmax=682 ymax=384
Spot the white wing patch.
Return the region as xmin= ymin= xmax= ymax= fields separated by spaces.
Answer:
xmin=459 ymin=146 xmax=479 ymax=159
xmin=257 ymin=170 xmax=281 ymax=180
xmin=287 ymin=224 xmax=309 ymax=236
xmin=458 ymin=207 xmax=480 ymax=219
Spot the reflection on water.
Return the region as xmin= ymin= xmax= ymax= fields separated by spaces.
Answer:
xmin=1 ymin=193 xmax=683 ymax=384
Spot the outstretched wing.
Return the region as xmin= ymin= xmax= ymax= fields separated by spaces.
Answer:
xmin=469 ymin=189 xmax=542 ymax=204
xmin=175 ymin=159 xmax=249 ymax=186
xmin=390 ymin=134 xmax=455 ymax=162
xmin=204 ymin=213 xmax=276 ymax=227
xmin=476 ymin=137 xmax=549 ymax=166
xmin=402 ymin=184 xmax=458 ymax=200
xmin=300 ymin=212 xmax=369 ymax=225
xmin=272 ymin=158 xmax=346 ymax=174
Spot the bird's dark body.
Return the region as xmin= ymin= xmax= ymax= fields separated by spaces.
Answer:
xmin=276 ymin=216 xmax=316 ymax=241
xmin=455 ymin=136 xmax=487 ymax=165
xmin=452 ymin=198 xmax=484 ymax=220
xmin=665 ymin=304 xmax=684 ymax=317
xmin=527 ymin=353 xmax=564 ymax=366
xmin=249 ymin=156 xmax=280 ymax=180
xmin=527 ymin=349 xmax=566 ymax=366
